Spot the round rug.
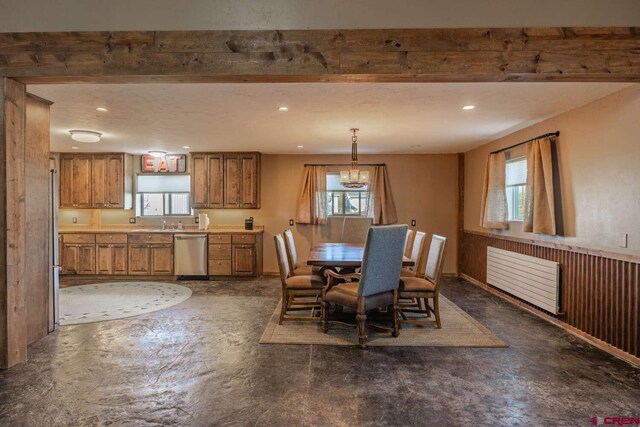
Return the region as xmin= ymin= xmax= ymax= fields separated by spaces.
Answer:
xmin=59 ymin=282 xmax=192 ymax=325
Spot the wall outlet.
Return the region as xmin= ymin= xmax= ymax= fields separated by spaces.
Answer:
xmin=195 ymin=216 xmax=199 ymax=224
xmin=411 ymin=219 xmax=416 ymax=227
xmin=289 ymin=219 xmax=294 ymax=226
xmin=72 ymin=217 xmax=77 ymax=224
xmin=619 ymin=233 xmax=628 ymax=248
xmin=129 ymin=217 xmax=136 ymax=224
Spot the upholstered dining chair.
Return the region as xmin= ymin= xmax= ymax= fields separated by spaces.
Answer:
xmin=274 ymin=233 xmax=324 ymax=324
xmin=321 ymin=224 xmax=408 ymax=348
xmin=404 ymin=229 xmax=415 ymax=258
xmin=398 ymin=234 xmax=447 ymax=328
xmin=283 ymin=229 xmax=316 ymax=276
xmin=401 ymin=231 xmax=426 ymax=277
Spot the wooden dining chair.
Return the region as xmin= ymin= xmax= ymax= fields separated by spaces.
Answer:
xmin=321 ymin=224 xmax=407 ymax=348
xmin=274 ymin=233 xmax=324 ymax=324
xmin=398 ymin=234 xmax=447 ymax=328
xmin=401 ymin=231 xmax=426 ymax=277
xmin=283 ymin=228 xmax=317 ymax=276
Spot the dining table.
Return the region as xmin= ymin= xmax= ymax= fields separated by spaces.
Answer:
xmin=306 ymin=242 xmax=414 ymax=268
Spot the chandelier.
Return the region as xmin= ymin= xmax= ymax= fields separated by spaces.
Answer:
xmin=340 ymin=128 xmax=370 ymax=189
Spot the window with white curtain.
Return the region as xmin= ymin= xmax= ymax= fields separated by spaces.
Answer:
xmin=135 ymin=175 xmax=192 ymax=217
xmin=325 ymin=173 xmax=369 ymax=217
xmin=506 ymin=157 xmax=527 ymax=221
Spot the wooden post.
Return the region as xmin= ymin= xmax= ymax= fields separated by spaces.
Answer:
xmin=0 ymin=77 xmax=27 ymax=368
xmin=457 ymin=153 xmax=464 ymax=277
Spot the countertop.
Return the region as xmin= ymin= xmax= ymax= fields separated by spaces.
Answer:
xmin=59 ymin=225 xmax=264 ymax=235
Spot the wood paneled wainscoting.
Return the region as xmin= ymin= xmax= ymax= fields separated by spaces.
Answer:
xmin=460 ymin=230 xmax=639 ymax=365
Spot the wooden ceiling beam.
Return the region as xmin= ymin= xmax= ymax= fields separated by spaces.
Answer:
xmin=0 ymin=28 xmax=638 ymax=83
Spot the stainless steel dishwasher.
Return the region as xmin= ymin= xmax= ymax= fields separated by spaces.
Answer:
xmin=174 ymin=234 xmax=208 ymax=277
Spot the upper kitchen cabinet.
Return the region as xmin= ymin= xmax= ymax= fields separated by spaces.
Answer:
xmin=59 ymin=153 xmax=133 ymax=209
xmin=190 ymin=152 xmax=260 ymax=209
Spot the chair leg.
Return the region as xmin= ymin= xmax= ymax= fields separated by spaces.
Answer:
xmin=321 ymin=298 xmax=329 ymax=333
xmin=279 ymin=290 xmax=287 ymax=325
xmin=434 ymin=295 xmax=441 ymax=329
xmin=392 ymin=291 xmax=400 ymax=337
xmin=356 ymin=313 xmax=367 ymax=349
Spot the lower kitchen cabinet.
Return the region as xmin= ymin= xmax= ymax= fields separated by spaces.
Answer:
xmin=96 ymin=244 xmax=128 ymax=275
xmin=128 ymin=243 xmax=174 ymax=275
xmin=128 ymin=244 xmax=151 ymax=275
xmin=62 ymin=244 xmax=96 ymax=275
xmin=150 ymin=244 xmax=174 ymax=275
xmin=232 ymin=245 xmax=255 ymax=276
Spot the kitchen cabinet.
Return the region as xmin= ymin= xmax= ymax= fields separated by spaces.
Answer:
xmin=60 ymin=154 xmax=92 ymax=208
xmin=61 ymin=234 xmax=96 ymax=275
xmin=59 ymin=153 xmax=132 ymax=209
xmin=127 ymin=234 xmax=174 ymax=275
xmin=190 ymin=152 xmax=260 ymax=209
xmin=95 ymin=234 xmax=128 ymax=275
xmin=232 ymin=245 xmax=255 ymax=276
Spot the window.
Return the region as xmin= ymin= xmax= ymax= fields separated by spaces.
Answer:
xmin=326 ymin=173 xmax=369 ymax=217
xmin=506 ymin=157 xmax=527 ymax=221
xmin=135 ymin=175 xmax=192 ymax=217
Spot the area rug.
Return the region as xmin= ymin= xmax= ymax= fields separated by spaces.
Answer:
xmin=260 ymin=295 xmax=507 ymax=347
xmin=60 ymin=282 xmax=192 ymax=325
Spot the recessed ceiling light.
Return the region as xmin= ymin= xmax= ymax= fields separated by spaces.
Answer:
xmin=278 ymin=106 xmax=289 ymax=112
xmin=148 ymin=150 xmax=167 ymax=158
xmin=462 ymin=105 xmax=476 ymax=110
xmin=69 ymin=130 xmax=102 ymax=143
xmin=71 ymin=146 xmax=79 ymax=150
xmin=96 ymin=107 xmax=108 ymax=112
xmin=297 ymin=145 xmax=303 ymax=149
xmin=182 ymin=146 xmax=190 ymax=149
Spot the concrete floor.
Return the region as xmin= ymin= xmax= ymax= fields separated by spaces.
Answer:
xmin=0 ymin=276 xmax=638 ymax=426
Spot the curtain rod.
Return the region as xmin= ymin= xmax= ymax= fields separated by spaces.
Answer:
xmin=490 ymin=131 xmax=560 ymax=155
xmin=304 ymin=163 xmax=386 ymax=167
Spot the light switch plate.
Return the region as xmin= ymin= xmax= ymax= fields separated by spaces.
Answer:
xmin=411 ymin=220 xmax=416 ymax=227
xmin=619 ymin=233 xmax=628 ymax=248
xmin=129 ymin=217 xmax=136 ymax=224
xmin=289 ymin=219 xmax=294 ymax=226
xmin=72 ymin=217 xmax=77 ymax=224
xmin=195 ymin=216 xmax=199 ymax=223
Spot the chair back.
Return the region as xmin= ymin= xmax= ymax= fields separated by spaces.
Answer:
xmin=404 ymin=229 xmax=415 ymax=257
xmin=274 ymin=234 xmax=292 ymax=283
xmin=358 ymin=225 xmax=408 ymax=297
xmin=409 ymin=231 xmax=426 ymax=271
xmin=424 ymin=235 xmax=447 ymax=289
xmin=283 ymin=229 xmax=298 ymax=271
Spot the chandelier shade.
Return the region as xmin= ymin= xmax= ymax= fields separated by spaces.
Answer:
xmin=339 ymin=128 xmax=369 ymax=189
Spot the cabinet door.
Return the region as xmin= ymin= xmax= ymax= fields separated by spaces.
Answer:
xmin=95 ymin=244 xmax=113 ymax=274
xmin=240 ymin=153 xmax=260 ymax=208
xmin=150 ymin=244 xmax=173 ymax=275
xmin=61 ymin=244 xmax=80 ymax=274
xmin=191 ymin=154 xmax=208 ymax=208
xmin=78 ymin=244 xmax=96 ymax=274
xmin=232 ymin=244 xmax=255 ymax=276
xmin=59 ymin=155 xmax=75 ymax=208
xmin=91 ymin=155 xmax=108 ymax=208
xmin=112 ymin=244 xmax=128 ymax=275
xmin=128 ymin=244 xmax=151 ymax=275
xmin=73 ymin=156 xmax=92 ymax=207
xmin=207 ymin=154 xmax=224 ymax=208
xmin=223 ymin=154 xmax=240 ymax=208
xmin=106 ymin=154 xmax=124 ymax=208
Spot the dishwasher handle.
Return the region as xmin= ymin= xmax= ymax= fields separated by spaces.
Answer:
xmin=174 ymin=234 xmax=208 ymax=240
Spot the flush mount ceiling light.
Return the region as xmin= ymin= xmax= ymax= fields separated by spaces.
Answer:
xmin=297 ymin=145 xmax=304 ymax=149
xmin=96 ymin=107 xmax=108 ymax=112
xmin=148 ymin=150 xmax=167 ymax=158
xmin=462 ymin=105 xmax=476 ymax=110
xmin=69 ymin=130 xmax=102 ymax=143
xmin=278 ymin=106 xmax=289 ymax=112
xmin=340 ymin=128 xmax=370 ymax=189
xmin=182 ymin=145 xmax=191 ymax=149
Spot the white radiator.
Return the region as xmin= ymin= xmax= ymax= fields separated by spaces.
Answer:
xmin=486 ymin=247 xmax=560 ymax=314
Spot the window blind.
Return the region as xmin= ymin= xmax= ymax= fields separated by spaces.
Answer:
xmin=506 ymin=158 xmax=527 ymax=186
xmin=136 ymin=175 xmax=190 ymax=193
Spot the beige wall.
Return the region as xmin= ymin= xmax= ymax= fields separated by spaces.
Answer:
xmin=464 ymin=84 xmax=640 ymax=255
xmin=61 ymin=153 xmax=460 ymax=274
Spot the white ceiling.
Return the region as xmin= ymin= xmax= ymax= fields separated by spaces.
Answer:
xmin=2 ymin=0 xmax=640 ymax=31
xmin=31 ymin=82 xmax=634 ymax=155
